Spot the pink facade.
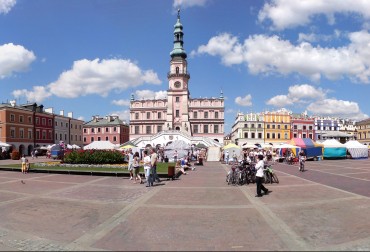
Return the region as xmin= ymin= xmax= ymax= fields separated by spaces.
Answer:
xmin=291 ymin=116 xmax=316 ymax=140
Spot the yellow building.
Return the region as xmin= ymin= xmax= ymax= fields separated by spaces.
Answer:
xmin=263 ymin=108 xmax=291 ymax=144
xmin=356 ymin=118 xmax=370 ymax=145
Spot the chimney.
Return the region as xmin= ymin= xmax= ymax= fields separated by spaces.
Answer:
xmin=60 ymin=110 xmax=64 ymax=116
xmin=45 ymin=108 xmax=53 ymax=114
xmin=9 ymin=100 xmax=16 ymax=107
xmin=67 ymin=112 xmax=73 ymax=118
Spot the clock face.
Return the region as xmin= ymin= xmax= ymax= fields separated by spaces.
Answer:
xmin=174 ymin=81 xmax=181 ymax=88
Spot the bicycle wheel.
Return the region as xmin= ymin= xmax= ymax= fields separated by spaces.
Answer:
xmin=272 ymin=173 xmax=279 ymax=184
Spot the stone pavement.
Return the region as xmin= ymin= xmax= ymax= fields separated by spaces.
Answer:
xmin=0 ymin=158 xmax=370 ymax=251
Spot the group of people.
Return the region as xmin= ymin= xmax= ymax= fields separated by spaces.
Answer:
xmin=20 ymin=154 xmax=30 ymax=174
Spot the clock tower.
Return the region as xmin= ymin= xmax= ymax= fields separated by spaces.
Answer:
xmin=166 ymin=9 xmax=191 ymax=134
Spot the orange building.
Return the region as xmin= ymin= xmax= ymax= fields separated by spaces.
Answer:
xmin=263 ymin=108 xmax=291 ymax=144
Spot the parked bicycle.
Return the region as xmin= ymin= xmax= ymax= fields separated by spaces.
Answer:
xmin=263 ymin=165 xmax=279 ymax=184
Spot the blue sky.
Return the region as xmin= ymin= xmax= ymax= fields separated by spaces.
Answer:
xmin=1 ymin=0 xmax=370 ymax=134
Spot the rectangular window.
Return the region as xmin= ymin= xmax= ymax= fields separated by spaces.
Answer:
xmin=20 ymin=129 xmax=24 ymax=138
xmin=309 ymin=126 xmax=313 ymax=130
xmin=147 ymin=112 xmax=150 ymax=119
xmin=98 ymin=137 xmax=101 ymax=141
xmin=303 ymin=133 xmax=307 ymax=138
xmin=194 ymin=112 xmax=198 ymax=119
xmin=10 ymin=128 xmax=15 ymax=138
xmin=91 ymin=137 xmax=94 ymax=142
xmin=28 ymin=130 xmax=32 ymax=139
xmin=114 ymin=127 xmax=117 ymax=132
xmin=204 ymin=112 xmax=208 ymax=119
xmin=278 ymin=133 xmax=281 ymax=139
xmin=10 ymin=114 xmax=15 ymax=122
xmin=48 ymin=119 xmax=52 ymax=126
xmin=60 ymin=121 xmax=63 ymax=127
xmin=98 ymin=128 xmax=101 ymax=133
xmin=65 ymin=134 xmax=67 ymax=140
xmin=272 ymin=133 xmax=276 ymax=139
xmin=214 ymin=125 xmax=219 ymax=133
xmin=158 ymin=112 xmax=161 ymax=119
xmin=284 ymin=133 xmax=288 ymax=139
xmin=60 ymin=133 xmax=62 ymax=140
xmin=251 ymin=132 xmax=255 ymax=138
xmin=113 ymin=136 xmax=117 ymax=142
xmin=267 ymin=124 xmax=270 ymax=129
xmin=146 ymin=125 xmax=151 ymax=134
xmin=135 ymin=126 xmax=139 ymax=134
xmin=204 ymin=125 xmax=208 ymax=133
xmin=258 ymin=133 xmax=262 ymax=139
xmin=294 ymin=133 xmax=297 ymax=138
xmin=106 ymin=127 xmax=109 ymax=132
xmin=175 ymin=97 xmax=180 ymax=102
xmin=193 ymin=125 xmax=198 ymax=133
xmin=19 ymin=115 xmax=24 ymax=123
xmin=303 ymin=125 xmax=307 ymax=130
xmin=244 ymin=124 xmax=248 ymax=128
xmin=92 ymin=128 xmax=95 ymax=133
xmin=258 ymin=124 xmax=262 ymax=128
xmin=42 ymin=131 xmax=46 ymax=139
xmin=135 ymin=113 xmax=139 ymax=120
xmin=294 ymin=125 xmax=297 ymax=129
xmin=55 ymin=133 xmax=58 ymax=140
xmin=83 ymin=137 xmax=86 ymax=142
xmin=309 ymin=133 xmax=313 ymax=139
xmin=176 ymin=110 xmax=180 ymax=117
xmin=277 ymin=125 xmax=281 ymax=129
xmin=84 ymin=128 xmax=87 ymax=133
xmin=272 ymin=125 xmax=276 ymax=129
xmin=66 ymin=123 xmax=69 ymax=128
xmin=266 ymin=133 xmax=270 ymax=139
xmin=284 ymin=125 xmax=288 ymax=130
xmin=42 ymin=118 xmax=46 ymax=125
xmin=251 ymin=124 xmax=255 ymax=128
xmin=244 ymin=132 xmax=248 ymax=138
xmin=28 ymin=116 xmax=32 ymax=124
xmin=105 ymin=136 xmax=109 ymax=141
xmin=215 ymin=112 xmax=219 ymax=119
xmin=36 ymin=131 xmax=40 ymax=139
xmin=157 ymin=125 xmax=162 ymax=133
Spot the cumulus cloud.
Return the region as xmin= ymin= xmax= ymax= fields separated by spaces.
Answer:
xmin=267 ymin=84 xmax=327 ymax=107
xmin=258 ymin=0 xmax=370 ymax=30
xmin=12 ymin=58 xmax=161 ymax=102
xmin=12 ymin=86 xmax=52 ymax=102
xmin=192 ymin=31 xmax=370 ymax=83
xmin=0 ymin=0 xmax=16 ymax=14
xmin=235 ymin=94 xmax=252 ymax=106
xmin=112 ymin=99 xmax=131 ymax=107
xmin=173 ymin=0 xmax=208 ymax=9
xmin=0 ymin=43 xmax=36 ymax=79
xmin=134 ymin=90 xmax=167 ymax=100
xmin=297 ymin=30 xmax=341 ymax=43
xmin=307 ymin=99 xmax=368 ymax=120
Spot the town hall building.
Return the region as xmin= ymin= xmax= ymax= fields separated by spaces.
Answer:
xmin=129 ymin=10 xmax=224 ymax=148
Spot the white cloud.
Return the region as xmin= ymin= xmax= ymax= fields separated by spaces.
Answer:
xmin=258 ymin=0 xmax=370 ymax=30
xmin=12 ymin=58 xmax=161 ymax=102
xmin=12 ymin=86 xmax=52 ymax=103
xmin=266 ymin=95 xmax=293 ymax=107
xmin=0 ymin=0 xmax=16 ymax=14
xmin=297 ymin=30 xmax=341 ymax=43
xmin=112 ymin=99 xmax=130 ymax=107
xmin=173 ymin=0 xmax=208 ymax=9
xmin=0 ymin=43 xmax=36 ymax=79
xmin=134 ymin=90 xmax=167 ymax=100
xmin=307 ymin=98 xmax=368 ymax=120
xmin=192 ymin=31 xmax=370 ymax=83
xmin=235 ymin=94 xmax=252 ymax=106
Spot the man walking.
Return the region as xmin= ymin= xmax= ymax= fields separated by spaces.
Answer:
xmin=255 ymin=154 xmax=271 ymax=197
xmin=150 ymin=148 xmax=160 ymax=183
xmin=143 ymin=150 xmax=152 ymax=187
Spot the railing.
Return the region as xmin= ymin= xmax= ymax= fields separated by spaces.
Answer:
xmin=167 ymin=72 xmax=190 ymax=79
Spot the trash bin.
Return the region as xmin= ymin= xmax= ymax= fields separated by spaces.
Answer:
xmin=168 ymin=165 xmax=175 ymax=180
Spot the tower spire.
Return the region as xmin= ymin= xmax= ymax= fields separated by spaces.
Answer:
xmin=170 ymin=8 xmax=187 ymax=59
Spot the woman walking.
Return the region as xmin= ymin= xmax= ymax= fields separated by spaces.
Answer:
xmin=133 ymin=151 xmax=142 ymax=184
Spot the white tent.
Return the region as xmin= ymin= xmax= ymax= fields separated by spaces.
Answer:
xmin=322 ymin=139 xmax=346 ymax=159
xmin=0 ymin=141 xmax=11 ymax=147
xmin=83 ymin=141 xmax=117 ymax=150
xmin=344 ymin=140 xmax=368 ymax=159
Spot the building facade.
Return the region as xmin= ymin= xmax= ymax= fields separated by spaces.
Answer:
xmin=263 ymin=108 xmax=291 ymax=144
xmin=129 ymin=10 xmax=224 ymax=144
xmin=83 ymin=115 xmax=129 ymax=146
xmin=291 ymin=112 xmax=315 ymax=140
xmin=231 ymin=112 xmax=264 ymax=146
xmin=356 ymin=118 xmax=370 ymax=145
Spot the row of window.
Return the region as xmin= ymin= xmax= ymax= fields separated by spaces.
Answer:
xmin=134 ymin=111 xmax=220 ymax=120
xmin=10 ymin=114 xmax=53 ymax=126
xmin=55 ymin=133 xmax=82 ymax=142
xmin=10 ymin=128 xmax=53 ymax=140
xmin=55 ymin=121 xmax=82 ymax=130
xmin=84 ymin=136 xmax=118 ymax=142
xmin=133 ymin=124 xmax=220 ymax=134
xmin=84 ymin=127 xmax=118 ymax=133
xmin=316 ymin=126 xmax=339 ymax=131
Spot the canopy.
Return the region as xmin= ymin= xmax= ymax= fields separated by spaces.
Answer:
xmin=273 ymin=143 xmax=301 ymax=157
xmin=164 ymin=140 xmax=191 ymax=160
xmin=0 ymin=141 xmax=11 ymax=147
xmin=66 ymin=144 xmax=81 ymax=149
xmin=322 ymin=139 xmax=346 ymax=159
xmin=344 ymin=140 xmax=368 ymax=159
xmin=242 ymin=143 xmax=258 ymax=149
xmin=223 ymin=143 xmax=241 ymax=157
xmin=83 ymin=141 xmax=117 ymax=150
xmin=288 ymin=138 xmax=322 ymax=148
xmin=195 ymin=143 xmax=208 ymax=149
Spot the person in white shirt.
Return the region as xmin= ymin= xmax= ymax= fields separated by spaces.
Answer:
xmin=143 ymin=150 xmax=152 ymax=187
xmin=255 ymin=155 xmax=270 ymax=197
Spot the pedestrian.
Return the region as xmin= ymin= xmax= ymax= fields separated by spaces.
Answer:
xmin=255 ymin=154 xmax=270 ymax=197
xmin=133 ymin=151 xmax=142 ymax=184
xmin=225 ymin=150 xmax=229 ymax=164
xmin=150 ymin=148 xmax=160 ymax=183
xmin=143 ymin=150 xmax=152 ymax=187
xmin=127 ymin=149 xmax=134 ymax=180
xmin=21 ymin=154 xmax=26 ymax=174
xmin=173 ymin=150 xmax=178 ymax=163
xmin=31 ymin=149 xmax=35 ymax=159
xmin=34 ymin=149 xmax=38 ymax=158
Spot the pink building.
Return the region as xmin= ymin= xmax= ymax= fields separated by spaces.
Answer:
xmin=291 ymin=113 xmax=315 ymax=140
xmin=129 ymin=10 xmax=224 ymax=144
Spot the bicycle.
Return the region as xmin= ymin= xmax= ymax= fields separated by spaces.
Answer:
xmin=263 ymin=165 xmax=279 ymax=184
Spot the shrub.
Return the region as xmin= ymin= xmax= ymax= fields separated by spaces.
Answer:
xmin=63 ymin=149 xmax=125 ymax=164
xmin=11 ymin=150 xmax=20 ymax=160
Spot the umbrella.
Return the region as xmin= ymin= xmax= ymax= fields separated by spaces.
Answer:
xmin=120 ymin=144 xmax=137 ymax=150
xmin=195 ymin=143 xmax=208 ymax=149
xmin=0 ymin=141 xmax=11 ymax=147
